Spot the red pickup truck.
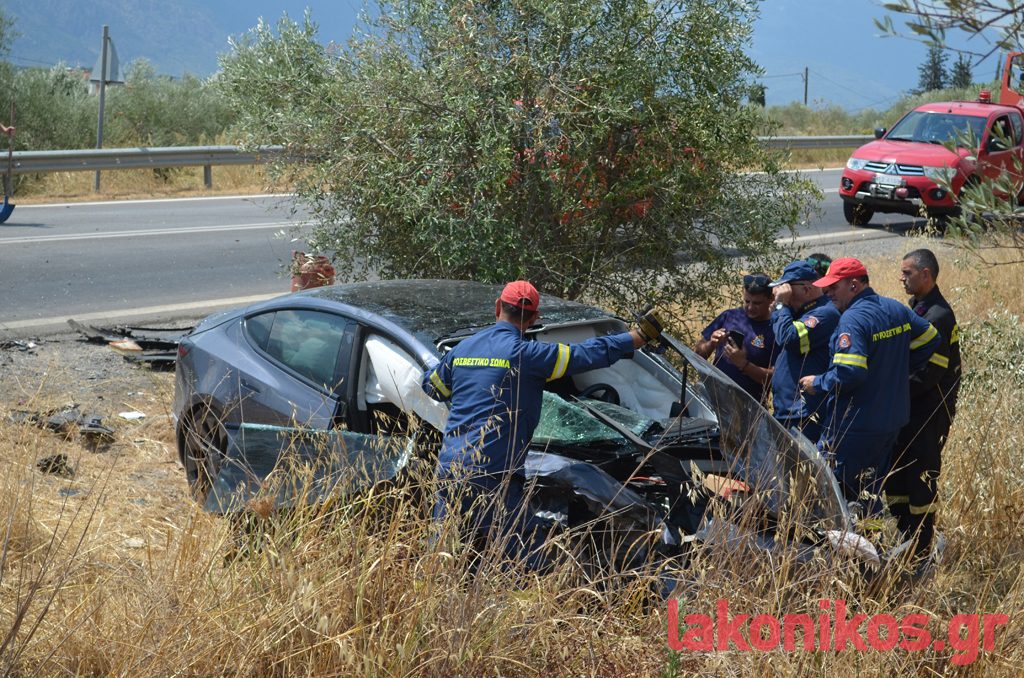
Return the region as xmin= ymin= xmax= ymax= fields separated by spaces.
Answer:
xmin=839 ymin=52 xmax=1024 ymax=226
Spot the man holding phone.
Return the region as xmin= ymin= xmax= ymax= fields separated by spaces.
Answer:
xmin=695 ymin=273 xmax=777 ymax=401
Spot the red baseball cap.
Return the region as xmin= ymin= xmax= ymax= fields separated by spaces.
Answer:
xmin=813 ymin=257 xmax=869 ymax=287
xmin=499 ymin=280 xmax=540 ymax=312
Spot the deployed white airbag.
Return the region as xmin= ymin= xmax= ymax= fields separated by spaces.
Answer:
xmin=363 ymin=336 xmax=448 ymax=431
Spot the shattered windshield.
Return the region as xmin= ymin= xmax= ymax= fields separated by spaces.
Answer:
xmin=532 ymin=391 xmax=632 ymax=448
xmin=672 ymin=344 xmax=849 ymax=531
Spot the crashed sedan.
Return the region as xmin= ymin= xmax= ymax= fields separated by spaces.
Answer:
xmin=173 ymin=280 xmax=876 ymax=568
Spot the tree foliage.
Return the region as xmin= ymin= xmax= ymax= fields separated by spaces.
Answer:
xmin=105 ymin=59 xmax=235 ymax=147
xmin=878 ymin=1 xmax=1024 ymax=57
xmin=950 ymin=53 xmax=973 ymax=88
xmin=0 ymin=60 xmax=233 ymax=153
xmin=219 ymin=1 xmax=818 ymax=312
xmin=916 ymin=45 xmax=948 ymax=93
xmin=0 ymin=6 xmax=15 ymax=58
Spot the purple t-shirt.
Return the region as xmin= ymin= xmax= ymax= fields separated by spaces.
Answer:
xmin=701 ymin=308 xmax=777 ymax=400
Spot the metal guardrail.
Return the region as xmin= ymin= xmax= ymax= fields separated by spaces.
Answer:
xmin=7 ymin=136 xmax=868 ymax=184
xmin=763 ymin=135 xmax=873 ymax=149
xmin=10 ymin=145 xmax=285 ymax=173
xmin=10 ymin=145 xmax=286 ymax=189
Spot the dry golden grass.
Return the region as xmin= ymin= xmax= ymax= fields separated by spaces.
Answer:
xmin=12 ymin=165 xmax=273 ymax=204
xmin=3 ymin=243 xmax=1024 ymax=675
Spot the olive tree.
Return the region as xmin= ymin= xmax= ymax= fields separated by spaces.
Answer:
xmin=219 ymin=1 xmax=818 ymax=313
xmin=105 ymin=59 xmax=235 ymax=147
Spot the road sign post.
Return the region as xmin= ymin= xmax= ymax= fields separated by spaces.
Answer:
xmin=92 ymin=25 xmax=123 ymax=192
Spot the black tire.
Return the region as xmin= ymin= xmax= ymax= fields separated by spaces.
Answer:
xmin=843 ymin=201 xmax=874 ymax=226
xmin=181 ymin=404 xmax=227 ymax=503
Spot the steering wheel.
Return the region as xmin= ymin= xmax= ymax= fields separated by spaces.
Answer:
xmin=577 ymin=382 xmax=620 ymax=406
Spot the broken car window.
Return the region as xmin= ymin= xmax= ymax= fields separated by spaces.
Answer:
xmin=532 ymin=392 xmax=630 ymax=448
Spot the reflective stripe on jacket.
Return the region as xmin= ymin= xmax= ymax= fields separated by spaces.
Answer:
xmin=421 ymin=321 xmax=636 ymax=477
xmin=771 ymin=296 xmax=841 ymax=421
xmin=907 ymin=285 xmax=961 ymax=421
xmin=812 ymin=288 xmax=940 ymax=437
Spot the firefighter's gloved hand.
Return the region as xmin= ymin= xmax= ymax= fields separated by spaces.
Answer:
xmin=636 ymin=308 xmax=664 ymax=343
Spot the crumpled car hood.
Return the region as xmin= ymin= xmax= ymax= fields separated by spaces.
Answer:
xmin=669 ymin=341 xmax=850 ymax=533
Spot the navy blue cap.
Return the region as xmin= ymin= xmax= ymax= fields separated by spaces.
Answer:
xmin=769 ymin=261 xmax=820 ymax=287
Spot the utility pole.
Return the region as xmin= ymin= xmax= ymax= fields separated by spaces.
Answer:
xmin=94 ymin=25 xmax=109 ymax=193
xmin=803 ymin=66 xmax=809 ymax=106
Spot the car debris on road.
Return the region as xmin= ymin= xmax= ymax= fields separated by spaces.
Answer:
xmin=8 ymin=404 xmax=115 ymax=444
xmin=68 ymin=319 xmax=191 ymax=370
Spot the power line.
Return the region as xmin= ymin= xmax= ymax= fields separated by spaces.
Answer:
xmin=809 ymin=68 xmax=889 ymax=104
xmin=7 ymin=54 xmax=66 ymax=67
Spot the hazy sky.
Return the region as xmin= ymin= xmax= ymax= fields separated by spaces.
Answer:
xmin=750 ymin=0 xmax=1003 ymax=111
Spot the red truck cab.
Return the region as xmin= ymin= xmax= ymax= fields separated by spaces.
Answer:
xmin=839 ymin=59 xmax=1024 ymax=226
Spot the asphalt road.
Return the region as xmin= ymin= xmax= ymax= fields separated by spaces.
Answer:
xmin=1 ymin=194 xmax=311 ymax=336
xmin=0 ymin=170 xmax=929 ymax=338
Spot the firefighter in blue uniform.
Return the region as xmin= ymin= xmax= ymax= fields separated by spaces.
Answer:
xmin=768 ymin=260 xmax=841 ymax=442
xmin=421 ymin=280 xmax=662 ymax=565
xmin=799 ymin=258 xmax=940 ymax=504
xmin=886 ymin=249 xmax=961 ymax=557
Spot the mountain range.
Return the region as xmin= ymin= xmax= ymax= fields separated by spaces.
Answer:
xmin=2 ymin=0 xmax=363 ymax=77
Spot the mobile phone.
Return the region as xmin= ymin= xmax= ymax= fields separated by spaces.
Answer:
xmin=727 ymin=330 xmax=745 ymax=349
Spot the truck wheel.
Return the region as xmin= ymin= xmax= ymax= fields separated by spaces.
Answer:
xmin=843 ymin=202 xmax=874 ymax=226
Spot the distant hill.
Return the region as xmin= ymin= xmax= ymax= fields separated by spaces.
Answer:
xmin=2 ymin=0 xmax=362 ymax=77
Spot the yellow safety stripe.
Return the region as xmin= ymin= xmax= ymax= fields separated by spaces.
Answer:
xmin=910 ymin=502 xmax=939 ymax=515
xmin=910 ymin=324 xmax=938 ymax=350
xmin=429 ymin=370 xmax=451 ymax=398
xmin=886 ymin=494 xmax=910 ymax=505
xmin=834 ymin=353 xmax=868 ymax=369
xmin=794 ymin=321 xmax=810 ymax=355
xmin=547 ymin=343 xmax=571 ymax=382
xmin=929 ymin=353 xmax=949 ymax=368
xmin=950 ymin=324 xmax=960 ymax=345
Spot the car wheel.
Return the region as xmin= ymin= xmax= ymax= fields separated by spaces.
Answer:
xmin=843 ymin=202 xmax=874 ymax=226
xmin=181 ymin=405 xmax=227 ymax=503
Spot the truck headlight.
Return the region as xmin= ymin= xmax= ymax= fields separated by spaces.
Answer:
xmin=846 ymin=158 xmax=869 ymax=171
xmin=922 ymin=166 xmax=954 ymax=181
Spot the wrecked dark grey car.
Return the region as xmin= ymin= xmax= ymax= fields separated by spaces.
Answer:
xmin=173 ymin=280 xmax=878 ymax=568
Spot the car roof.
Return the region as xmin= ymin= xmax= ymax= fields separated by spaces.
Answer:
xmin=296 ymin=279 xmax=617 ymax=343
xmin=913 ymin=100 xmax=1017 ymax=117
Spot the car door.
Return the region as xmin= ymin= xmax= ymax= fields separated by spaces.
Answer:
xmin=980 ymin=114 xmax=1017 ymax=182
xmin=236 ymin=308 xmax=358 ymax=430
xmin=1010 ymin=111 xmax=1024 ymax=186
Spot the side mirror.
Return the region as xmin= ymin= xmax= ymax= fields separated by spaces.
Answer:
xmin=874 ymin=128 xmax=886 ymax=139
